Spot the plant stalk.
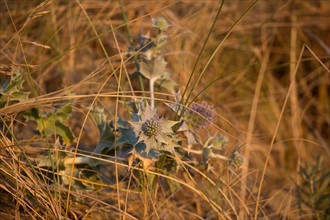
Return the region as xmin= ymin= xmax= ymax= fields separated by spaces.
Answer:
xmin=150 ymin=78 xmax=156 ymax=109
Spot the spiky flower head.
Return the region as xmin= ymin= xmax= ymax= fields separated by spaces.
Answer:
xmin=151 ymin=17 xmax=171 ymax=31
xmin=129 ymin=103 xmax=178 ymax=154
xmin=229 ymin=152 xmax=244 ymax=169
xmin=185 ymin=101 xmax=215 ymax=129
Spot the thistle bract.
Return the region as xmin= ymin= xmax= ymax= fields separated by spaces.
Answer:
xmin=129 ymin=103 xmax=178 ymax=154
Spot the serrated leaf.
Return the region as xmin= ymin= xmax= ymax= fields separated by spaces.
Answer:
xmin=212 ymin=136 xmax=228 ymax=150
xmin=37 ymin=116 xmax=73 ymax=145
xmin=134 ymin=142 xmax=160 ymax=160
xmin=90 ymin=105 xmax=117 ymax=156
xmin=93 ymin=121 xmax=115 ymax=154
xmin=24 ymin=106 xmax=74 ymax=145
xmin=161 ymin=136 xmax=180 ymax=153
xmin=157 ymin=78 xmax=177 ymax=94
xmin=0 ymin=68 xmax=29 ymax=107
xmin=118 ymin=124 xmax=137 ymax=146
xmin=54 ymin=120 xmax=74 ymax=145
xmin=56 ymin=105 xmax=72 ymax=121
xmin=10 ymin=91 xmax=30 ymax=102
xmin=178 ymin=121 xmax=198 ymax=145
xmin=207 ymin=135 xmax=228 ymax=151
xmin=108 ymin=117 xmax=137 ymax=147
xmin=137 ymin=153 xmax=157 ymax=170
xmin=140 ymin=58 xmax=168 ymax=82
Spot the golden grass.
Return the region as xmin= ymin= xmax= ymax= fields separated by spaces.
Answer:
xmin=1 ymin=0 xmax=329 ymax=219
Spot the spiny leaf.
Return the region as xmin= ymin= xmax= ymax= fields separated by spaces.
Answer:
xmin=56 ymin=105 xmax=72 ymax=121
xmin=117 ymin=117 xmax=137 ymax=146
xmin=178 ymin=121 xmax=198 ymax=145
xmin=54 ymin=120 xmax=74 ymax=145
xmin=93 ymin=121 xmax=115 ymax=154
xmin=130 ymin=145 xmax=159 ymax=169
xmin=140 ymin=58 xmax=168 ymax=82
xmin=133 ymin=142 xmax=160 ymax=160
xmin=157 ymin=78 xmax=177 ymax=94
xmin=0 ymin=68 xmax=29 ymax=107
xmin=161 ymin=136 xmax=180 ymax=153
xmin=205 ymin=134 xmax=228 ymax=151
xmin=24 ymin=105 xmax=74 ymax=145
xmin=90 ymin=105 xmax=116 ymax=155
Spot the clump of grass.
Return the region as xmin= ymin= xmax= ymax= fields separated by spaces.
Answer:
xmin=296 ymin=157 xmax=330 ymax=219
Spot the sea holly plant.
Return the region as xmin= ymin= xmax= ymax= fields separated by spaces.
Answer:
xmin=34 ymin=17 xmax=244 ymax=190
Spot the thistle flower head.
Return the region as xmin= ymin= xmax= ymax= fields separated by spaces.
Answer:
xmin=129 ymin=103 xmax=178 ymax=154
xmin=185 ymin=101 xmax=215 ymax=129
xmin=142 ymin=118 xmax=161 ymax=137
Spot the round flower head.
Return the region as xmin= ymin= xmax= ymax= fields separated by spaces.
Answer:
xmin=129 ymin=103 xmax=178 ymax=154
xmin=151 ymin=17 xmax=171 ymax=31
xmin=229 ymin=152 xmax=244 ymax=169
xmin=185 ymin=101 xmax=214 ymax=129
xmin=142 ymin=118 xmax=161 ymax=137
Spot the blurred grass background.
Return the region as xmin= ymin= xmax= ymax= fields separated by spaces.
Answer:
xmin=1 ymin=0 xmax=329 ymax=219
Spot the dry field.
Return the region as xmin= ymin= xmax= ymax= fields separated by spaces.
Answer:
xmin=0 ymin=0 xmax=329 ymax=219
